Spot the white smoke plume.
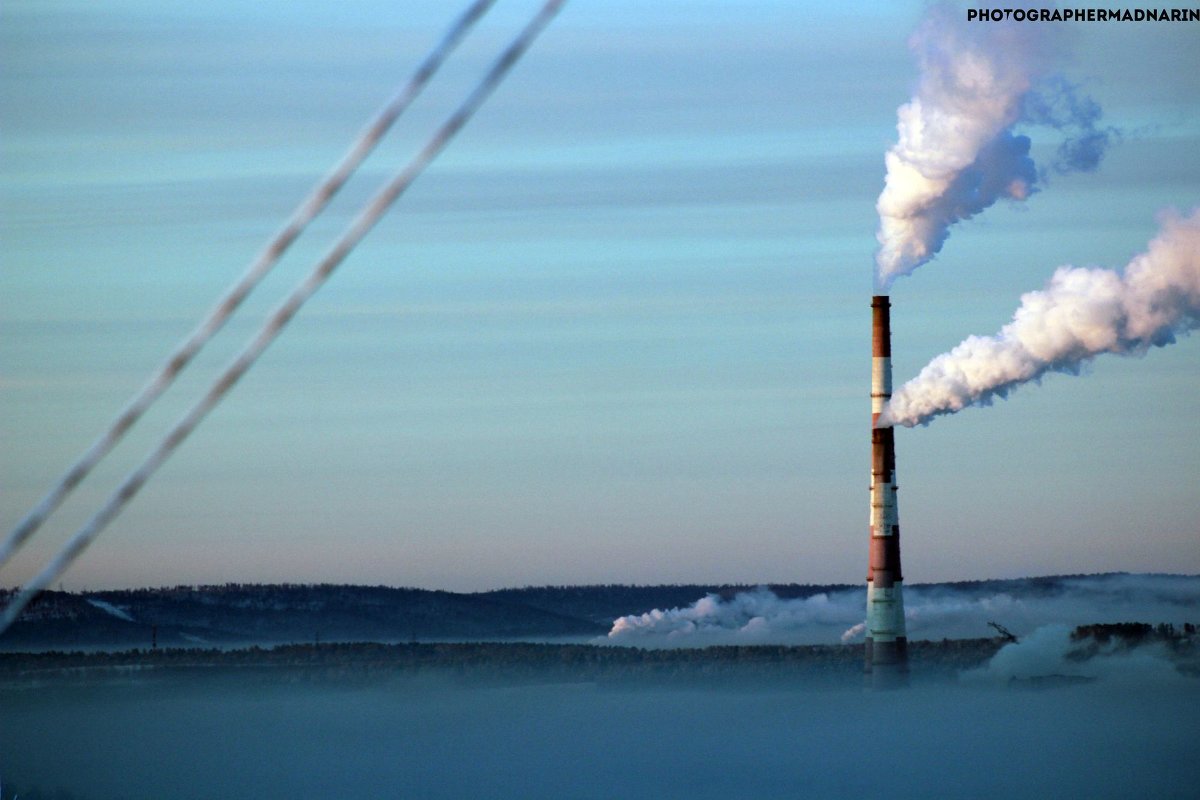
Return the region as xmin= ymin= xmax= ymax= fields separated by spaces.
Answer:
xmin=882 ymin=208 xmax=1200 ymax=427
xmin=962 ymin=624 xmax=1187 ymax=685
xmin=606 ymin=588 xmax=862 ymax=647
xmin=604 ymin=574 xmax=1200 ymax=648
xmin=876 ymin=4 xmax=1114 ymax=289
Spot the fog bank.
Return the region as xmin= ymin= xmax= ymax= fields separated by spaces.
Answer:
xmin=3 ymin=676 xmax=1197 ymax=800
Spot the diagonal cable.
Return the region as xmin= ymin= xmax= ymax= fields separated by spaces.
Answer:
xmin=0 ymin=0 xmax=497 ymax=571
xmin=0 ymin=0 xmax=566 ymax=634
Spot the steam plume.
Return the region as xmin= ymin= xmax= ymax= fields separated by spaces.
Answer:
xmin=882 ymin=208 xmax=1200 ymax=427
xmin=963 ymin=624 xmax=1187 ymax=685
xmin=606 ymin=588 xmax=860 ymax=646
xmin=604 ymin=574 xmax=1200 ymax=648
xmin=876 ymin=4 xmax=1113 ymax=289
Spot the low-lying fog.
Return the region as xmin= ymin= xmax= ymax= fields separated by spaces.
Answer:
xmin=4 ymin=670 xmax=1198 ymax=800
xmin=5 ymin=610 xmax=1200 ymax=800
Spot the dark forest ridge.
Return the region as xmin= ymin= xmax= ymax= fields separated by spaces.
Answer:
xmin=3 ymin=622 xmax=1197 ymax=689
xmin=0 ymin=639 xmax=1002 ymax=688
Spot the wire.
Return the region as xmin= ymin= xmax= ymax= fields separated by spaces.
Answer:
xmin=0 ymin=0 xmax=497 ymax=571
xmin=0 ymin=0 xmax=566 ymax=635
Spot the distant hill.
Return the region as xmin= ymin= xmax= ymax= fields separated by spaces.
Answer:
xmin=0 ymin=584 xmax=605 ymax=651
xmin=0 ymin=572 xmax=1188 ymax=651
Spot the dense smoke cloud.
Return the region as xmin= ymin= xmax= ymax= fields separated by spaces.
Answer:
xmin=882 ymin=208 xmax=1200 ymax=427
xmin=963 ymin=623 xmax=1188 ymax=685
xmin=876 ymin=4 xmax=1113 ymax=289
xmin=605 ymin=574 xmax=1200 ymax=647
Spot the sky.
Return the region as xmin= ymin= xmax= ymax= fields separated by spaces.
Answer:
xmin=2 ymin=0 xmax=1198 ymax=592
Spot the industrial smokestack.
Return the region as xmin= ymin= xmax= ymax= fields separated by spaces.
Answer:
xmin=868 ymin=296 xmax=907 ymax=686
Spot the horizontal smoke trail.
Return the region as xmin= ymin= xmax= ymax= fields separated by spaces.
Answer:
xmin=882 ymin=208 xmax=1200 ymax=428
xmin=607 ymin=589 xmax=861 ymax=646
xmin=604 ymin=575 xmax=1200 ymax=648
xmin=876 ymin=4 xmax=1113 ymax=290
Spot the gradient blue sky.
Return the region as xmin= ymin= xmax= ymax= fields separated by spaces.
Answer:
xmin=3 ymin=1 xmax=1198 ymax=591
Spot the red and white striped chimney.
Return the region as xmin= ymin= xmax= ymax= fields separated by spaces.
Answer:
xmin=868 ymin=295 xmax=908 ymax=684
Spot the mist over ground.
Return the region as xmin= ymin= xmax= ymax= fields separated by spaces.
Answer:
xmin=3 ymin=671 xmax=1198 ymax=800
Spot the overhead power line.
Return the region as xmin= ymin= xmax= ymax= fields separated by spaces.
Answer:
xmin=0 ymin=0 xmax=566 ymax=634
xmin=0 ymin=0 xmax=497 ymax=572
